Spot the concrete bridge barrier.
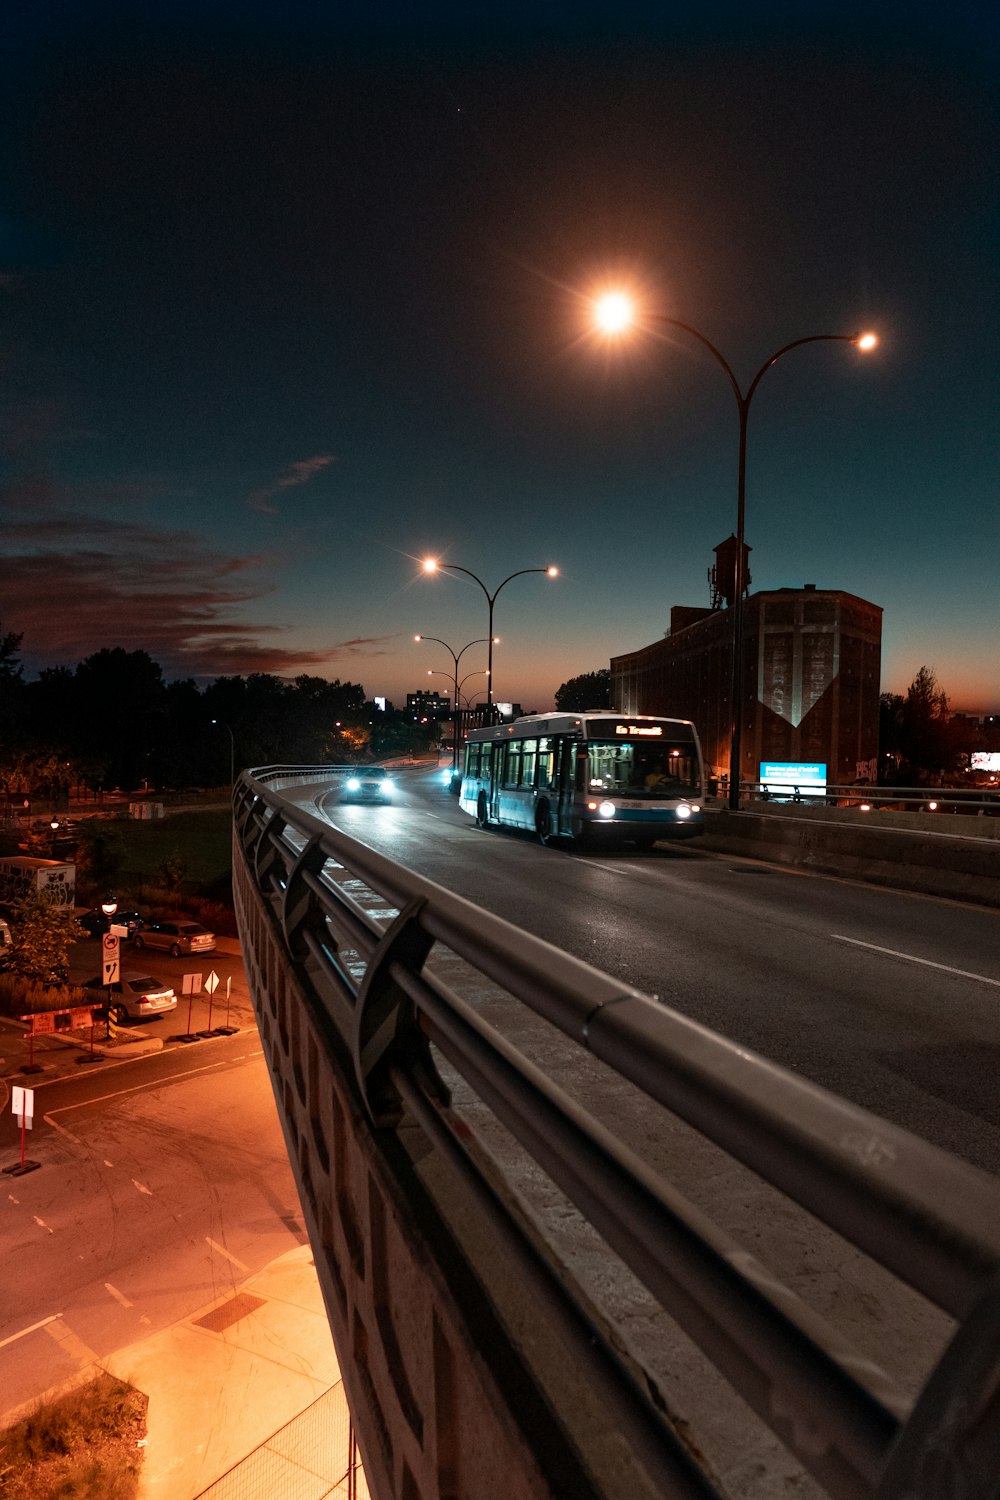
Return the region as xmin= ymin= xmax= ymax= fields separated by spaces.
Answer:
xmin=701 ymin=805 xmax=1000 ymax=908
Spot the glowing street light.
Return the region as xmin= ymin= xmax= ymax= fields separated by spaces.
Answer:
xmin=415 ymin=634 xmax=495 ymax=773
xmin=594 ymin=290 xmax=635 ymax=334
xmin=593 ymin=291 xmax=877 ymax=808
xmin=421 ymin=560 xmax=558 ymax=717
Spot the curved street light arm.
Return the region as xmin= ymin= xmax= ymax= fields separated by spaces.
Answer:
xmin=490 ymin=566 xmax=552 ymax=607
xmin=649 ymin=316 xmax=743 ymax=409
xmin=434 ymin=563 xmax=492 ymax=607
xmin=744 ymin=333 xmax=861 ymax=409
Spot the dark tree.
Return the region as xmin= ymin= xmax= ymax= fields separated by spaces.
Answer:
xmin=554 ymin=669 xmax=612 ymax=712
xmin=880 ymin=667 xmax=964 ymax=783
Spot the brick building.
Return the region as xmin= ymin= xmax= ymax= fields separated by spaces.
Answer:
xmin=610 ymin=581 xmax=882 ymax=788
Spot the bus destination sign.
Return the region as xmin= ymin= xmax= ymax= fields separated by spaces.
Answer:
xmin=614 ymin=723 xmax=663 ymax=737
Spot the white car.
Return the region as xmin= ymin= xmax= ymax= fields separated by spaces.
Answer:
xmin=80 ymin=971 xmax=178 ymax=1024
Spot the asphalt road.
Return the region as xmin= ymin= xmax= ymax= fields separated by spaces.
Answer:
xmin=323 ymin=764 xmax=1000 ymax=1177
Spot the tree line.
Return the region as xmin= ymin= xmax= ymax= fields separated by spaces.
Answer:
xmin=0 ymin=624 xmax=978 ymax=800
xmin=0 ymin=632 xmax=439 ymax=799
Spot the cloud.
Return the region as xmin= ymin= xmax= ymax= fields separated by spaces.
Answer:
xmin=0 ymin=507 xmax=335 ymax=682
xmin=329 ymin=635 xmax=400 ymax=657
xmin=247 ymin=454 xmax=336 ymax=513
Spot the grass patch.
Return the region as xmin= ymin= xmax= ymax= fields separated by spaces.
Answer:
xmin=0 ymin=1373 xmax=147 ymax=1499
xmin=109 ymin=808 xmax=233 ymax=892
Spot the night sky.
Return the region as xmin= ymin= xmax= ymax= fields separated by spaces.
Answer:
xmin=2 ymin=2 xmax=997 ymax=713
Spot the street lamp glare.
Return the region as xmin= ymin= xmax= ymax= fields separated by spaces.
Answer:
xmin=855 ymin=332 xmax=878 ymax=351
xmin=546 ymin=566 xmax=559 ymax=577
xmin=595 ymin=291 xmax=634 ymax=335
xmin=422 ymin=558 xmax=439 ymax=573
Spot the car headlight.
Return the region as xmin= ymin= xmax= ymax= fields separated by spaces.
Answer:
xmin=381 ymin=780 xmax=395 ymax=794
xmin=598 ymin=800 xmax=616 ymax=819
xmin=346 ymin=777 xmax=361 ymax=791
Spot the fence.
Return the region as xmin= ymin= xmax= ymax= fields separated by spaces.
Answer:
xmin=740 ymin=780 xmax=1000 ymax=815
xmin=233 ymin=764 xmax=1000 ymax=1500
xmin=194 ymin=1382 xmax=367 ymax=1500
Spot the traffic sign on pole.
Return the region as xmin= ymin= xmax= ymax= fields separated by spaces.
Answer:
xmin=5 ymin=1086 xmax=39 ymax=1176
xmin=101 ymin=932 xmax=120 ymax=986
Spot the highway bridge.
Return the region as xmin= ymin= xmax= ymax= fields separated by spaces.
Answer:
xmin=232 ymin=764 xmax=1000 ymax=1500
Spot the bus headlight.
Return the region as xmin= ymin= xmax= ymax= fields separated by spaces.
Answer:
xmin=598 ymin=800 xmax=616 ymax=819
xmin=676 ymin=803 xmax=692 ymax=819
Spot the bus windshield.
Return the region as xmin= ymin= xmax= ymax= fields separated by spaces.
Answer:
xmin=586 ymin=739 xmax=700 ymax=798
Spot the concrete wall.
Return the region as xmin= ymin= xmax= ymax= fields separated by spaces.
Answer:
xmin=700 ymin=805 xmax=1000 ymax=908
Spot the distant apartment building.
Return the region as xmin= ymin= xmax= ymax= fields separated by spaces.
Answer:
xmin=406 ymin=690 xmax=451 ymax=720
xmin=610 ymin=547 xmax=882 ymax=787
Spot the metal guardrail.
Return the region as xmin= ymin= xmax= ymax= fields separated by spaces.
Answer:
xmin=233 ymin=765 xmax=1000 ymax=1500
xmin=739 ymin=782 xmax=1000 ymax=815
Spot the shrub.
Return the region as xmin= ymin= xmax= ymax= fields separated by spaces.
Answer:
xmin=0 ymin=1373 xmax=147 ymax=1500
xmin=0 ymin=972 xmax=89 ymax=1019
xmin=5 ymin=893 xmax=80 ymax=984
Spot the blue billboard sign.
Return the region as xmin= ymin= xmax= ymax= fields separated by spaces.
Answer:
xmin=759 ymin=762 xmax=827 ymax=796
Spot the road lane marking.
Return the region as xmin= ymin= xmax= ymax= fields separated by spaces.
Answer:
xmin=105 ymin=1283 xmax=133 ymax=1308
xmin=206 ymin=1237 xmax=250 ymax=1272
xmin=569 ymin=856 xmax=636 ymax=875
xmin=41 ymin=1051 xmax=265 ymax=1114
xmin=0 ymin=1313 xmax=63 ymax=1349
xmin=832 ymin=935 xmax=1000 ymax=987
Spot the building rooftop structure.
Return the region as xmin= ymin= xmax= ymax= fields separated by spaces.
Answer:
xmin=610 ymin=546 xmax=882 ymax=792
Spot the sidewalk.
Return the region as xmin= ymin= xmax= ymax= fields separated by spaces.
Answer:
xmin=107 ymin=1243 xmax=345 ymax=1500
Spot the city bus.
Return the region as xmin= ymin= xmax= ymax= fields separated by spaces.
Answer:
xmin=459 ymin=712 xmax=705 ymax=847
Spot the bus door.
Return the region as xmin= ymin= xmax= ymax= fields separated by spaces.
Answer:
xmin=554 ymin=737 xmax=577 ymax=833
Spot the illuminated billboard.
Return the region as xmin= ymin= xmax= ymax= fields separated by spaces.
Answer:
xmin=971 ymin=752 xmax=1000 ymax=772
xmin=759 ymin=762 xmax=827 ymax=796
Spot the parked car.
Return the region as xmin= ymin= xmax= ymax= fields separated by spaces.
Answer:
xmin=79 ymin=971 xmax=178 ymax=1024
xmin=77 ymin=908 xmax=142 ymax=939
xmin=339 ymin=767 xmax=397 ymax=803
xmin=133 ymin=919 xmax=216 ymax=957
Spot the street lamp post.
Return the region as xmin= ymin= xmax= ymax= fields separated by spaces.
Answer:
xmin=414 ymin=635 xmax=493 ymax=773
xmin=101 ymin=897 xmax=118 ymax=1037
xmin=421 ymin=561 xmax=558 ymax=719
xmin=595 ymin=296 xmax=877 ymax=809
xmin=211 ymin=719 xmax=235 ymax=789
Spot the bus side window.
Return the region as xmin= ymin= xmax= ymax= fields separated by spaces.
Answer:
xmin=537 ymin=737 xmax=553 ymax=788
xmin=520 ymin=739 xmax=537 ymax=788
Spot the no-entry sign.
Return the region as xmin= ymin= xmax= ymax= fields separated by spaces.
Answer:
xmin=102 ymin=931 xmax=120 ymax=986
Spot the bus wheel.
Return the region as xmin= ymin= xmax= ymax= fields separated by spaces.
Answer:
xmin=535 ymin=801 xmax=552 ymax=845
xmin=476 ymin=793 xmax=490 ymax=829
